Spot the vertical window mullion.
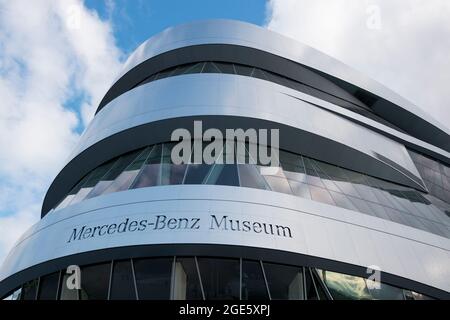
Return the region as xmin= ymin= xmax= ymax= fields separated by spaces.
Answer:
xmin=55 ymin=270 xmax=62 ymax=300
xmin=129 ymin=146 xmax=154 ymax=189
xmin=35 ymin=277 xmax=41 ymax=300
xmin=159 ymin=143 xmax=165 ymax=185
xmin=308 ymin=268 xmax=320 ymax=300
xmin=170 ymin=256 xmax=176 ymax=300
xmin=131 ymin=258 xmax=139 ymax=300
xmin=107 ymin=260 xmax=114 ymax=300
xmin=195 ymin=256 xmax=206 ymax=300
xmin=260 ymin=261 xmax=271 ymax=300
xmin=239 ymin=258 xmax=242 ymax=300
xmin=181 ymin=143 xmax=194 ymax=184
xmin=302 ymin=267 xmax=307 ymax=300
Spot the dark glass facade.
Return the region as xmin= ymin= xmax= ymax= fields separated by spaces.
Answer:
xmin=53 ymin=141 xmax=450 ymax=238
xmin=131 ymin=61 xmax=402 ymax=131
xmin=409 ymin=149 xmax=450 ymax=205
xmin=2 ymin=256 xmax=432 ymax=300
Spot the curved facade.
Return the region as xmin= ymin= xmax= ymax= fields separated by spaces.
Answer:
xmin=1 ymin=20 xmax=449 ymax=300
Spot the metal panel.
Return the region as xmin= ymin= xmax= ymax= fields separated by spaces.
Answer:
xmin=2 ymin=185 xmax=450 ymax=293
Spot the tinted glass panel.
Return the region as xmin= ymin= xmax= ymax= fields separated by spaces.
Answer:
xmin=318 ymin=270 xmax=371 ymax=300
xmin=80 ymin=263 xmax=110 ymax=300
xmin=110 ymin=260 xmax=136 ymax=300
xmin=238 ymin=164 xmax=267 ymax=190
xmin=263 ymin=176 xmax=292 ymax=194
xmin=242 ymin=260 xmax=269 ymax=300
xmin=198 ymin=258 xmax=240 ymax=300
xmin=184 ymin=164 xmax=213 ymax=184
xmin=134 ymin=258 xmax=172 ymax=300
xmin=37 ymin=272 xmax=59 ymax=300
xmin=205 ymin=164 xmax=239 ymax=186
xmin=263 ymin=263 xmax=304 ymax=300
xmin=21 ymin=279 xmax=38 ymax=300
xmin=305 ymin=268 xmax=319 ymax=300
xmin=173 ymin=258 xmax=203 ymax=300
xmin=214 ymin=62 xmax=236 ymax=74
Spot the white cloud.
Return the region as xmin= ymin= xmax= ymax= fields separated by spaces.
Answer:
xmin=0 ymin=0 xmax=122 ymax=264
xmin=266 ymin=0 xmax=450 ymax=131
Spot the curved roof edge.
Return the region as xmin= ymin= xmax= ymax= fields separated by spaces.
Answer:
xmin=97 ymin=19 xmax=449 ymax=151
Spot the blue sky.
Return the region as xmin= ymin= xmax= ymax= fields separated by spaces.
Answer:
xmin=85 ymin=0 xmax=267 ymax=56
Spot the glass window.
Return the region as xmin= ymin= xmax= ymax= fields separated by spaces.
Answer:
xmin=55 ymin=173 xmax=92 ymax=209
xmin=70 ymin=161 xmax=116 ymax=205
xmin=85 ymin=150 xmax=142 ymax=199
xmin=184 ymin=164 xmax=213 ymax=184
xmin=234 ymin=64 xmax=253 ymax=76
xmin=284 ymin=170 xmax=307 ymax=183
xmin=37 ymin=272 xmax=60 ymax=300
xmin=288 ymin=180 xmax=311 ymax=199
xmin=329 ymin=191 xmax=358 ymax=211
xmin=172 ymin=63 xmax=195 ymax=76
xmin=183 ymin=62 xmax=205 ymax=74
xmin=7 ymin=288 xmax=22 ymax=300
xmin=79 ymin=263 xmax=111 ymax=300
xmin=309 ymin=185 xmax=335 ymax=206
xmin=202 ymin=62 xmax=221 ymax=73
xmin=318 ymin=270 xmax=371 ymax=300
xmin=214 ymin=62 xmax=235 ymax=74
xmin=110 ymin=260 xmax=136 ymax=300
xmin=251 ymin=68 xmax=269 ymax=80
xmin=348 ymin=196 xmax=376 ymax=216
xmin=263 ymin=263 xmax=304 ymax=300
xmin=132 ymin=145 xmax=162 ymax=188
xmin=205 ymin=164 xmax=239 ymax=186
xmin=133 ymin=258 xmax=172 ymax=300
xmin=21 ymin=279 xmax=38 ymax=300
xmin=367 ymin=202 xmax=391 ymax=220
xmin=403 ymin=290 xmax=433 ymax=300
xmin=333 ymin=180 xmax=361 ymax=198
xmin=173 ymin=258 xmax=203 ymax=300
xmin=160 ymin=143 xmax=181 ymax=185
xmin=311 ymin=269 xmax=329 ymax=300
xmin=103 ymin=148 xmax=151 ymax=194
xmin=241 ymin=260 xmax=269 ymax=300
xmin=304 ymin=268 xmax=319 ymax=300
xmin=238 ymin=164 xmax=268 ymax=190
xmin=263 ymin=175 xmax=292 ymax=194
xmin=197 ymin=258 xmax=240 ymax=300
xmin=366 ymin=281 xmax=405 ymax=300
xmin=155 ymin=66 xmax=177 ymax=80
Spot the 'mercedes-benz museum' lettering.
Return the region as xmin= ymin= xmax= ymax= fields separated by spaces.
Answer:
xmin=67 ymin=214 xmax=293 ymax=243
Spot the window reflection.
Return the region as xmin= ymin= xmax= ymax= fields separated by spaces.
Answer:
xmin=110 ymin=260 xmax=136 ymax=300
xmin=197 ymin=258 xmax=240 ymax=300
xmin=21 ymin=279 xmax=38 ymax=300
xmin=173 ymin=257 xmax=204 ymax=300
xmin=53 ymin=141 xmax=450 ymax=239
xmin=242 ymin=260 xmax=269 ymax=300
xmin=37 ymin=272 xmax=60 ymax=300
xmin=317 ymin=269 xmax=372 ymax=300
xmin=263 ymin=263 xmax=304 ymax=300
xmin=3 ymin=257 xmax=436 ymax=301
xmin=80 ymin=263 xmax=110 ymax=300
xmin=133 ymin=258 xmax=172 ymax=300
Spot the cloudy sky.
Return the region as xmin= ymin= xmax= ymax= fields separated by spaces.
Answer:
xmin=0 ymin=0 xmax=449 ymax=265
